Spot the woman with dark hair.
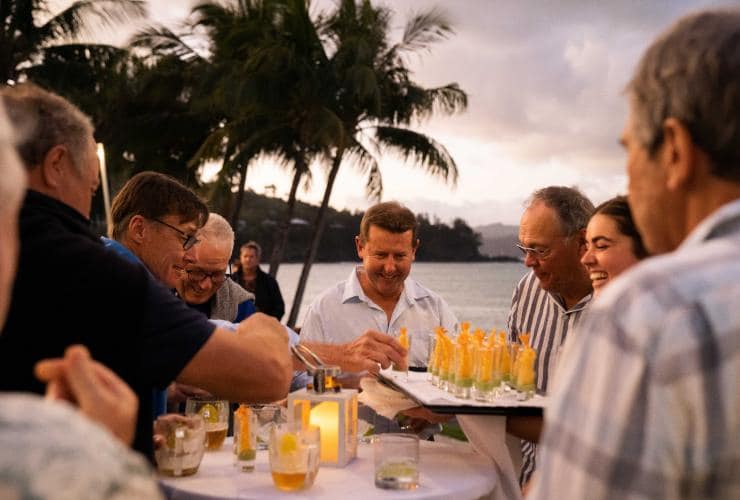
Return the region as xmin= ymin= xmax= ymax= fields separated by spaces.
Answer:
xmin=581 ymin=195 xmax=648 ymax=296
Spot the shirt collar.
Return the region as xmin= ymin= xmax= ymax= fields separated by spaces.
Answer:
xmin=679 ymin=198 xmax=740 ymax=249
xmin=342 ymin=265 xmax=430 ymax=305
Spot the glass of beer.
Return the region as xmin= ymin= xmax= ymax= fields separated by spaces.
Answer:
xmin=185 ymin=398 xmax=229 ymax=451
xmin=154 ymin=414 xmax=206 ymax=477
xmin=268 ymin=423 xmax=320 ymax=492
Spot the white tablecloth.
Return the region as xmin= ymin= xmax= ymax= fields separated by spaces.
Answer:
xmin=159 ymin=437 xmax=496 ymax=499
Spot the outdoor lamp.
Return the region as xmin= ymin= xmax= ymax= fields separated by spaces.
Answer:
xmin=287 ymin=345 xmax=358 ymax=467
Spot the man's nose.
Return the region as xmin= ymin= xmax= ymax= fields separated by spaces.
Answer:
xmin=383 ymin=257 xmax=396 ymax=273
xmin=523 ymin=252 xmax=538 ymax=267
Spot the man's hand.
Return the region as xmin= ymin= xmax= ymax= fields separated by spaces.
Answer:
xmin=340 ymin=330 xmax=406 ymax=374
xmin=167 ymin=382 xmax=213 ymax=405
xmin=34 ymin=345 xmax=138 ymax=446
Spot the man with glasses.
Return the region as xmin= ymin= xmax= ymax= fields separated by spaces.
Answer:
xmin=0 ymin=85 xmax=292 ymax=459
xmin=175 ymin=213 xmax=256 ymax=323
xmin=506 ymin=185 xmax=594 ymax=485
xmin=107 ymin=171 xmax=206 ymax=289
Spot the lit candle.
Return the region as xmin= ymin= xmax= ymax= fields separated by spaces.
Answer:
xmin=309 ymin=401 xmax=339 ymax=463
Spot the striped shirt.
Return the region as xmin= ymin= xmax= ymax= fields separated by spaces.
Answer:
xmin=531 ymin=199 xmax=740 ymax=499
xmin=507 ymin=271 xmax=591 ymax=484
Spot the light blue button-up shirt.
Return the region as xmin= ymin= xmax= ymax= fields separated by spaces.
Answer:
xmin=300 ymin=266 xmax=459 ymax=366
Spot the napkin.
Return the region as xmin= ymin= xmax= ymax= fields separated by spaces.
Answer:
xmin=458 ymin=414 xmax=523 ymax=500
xmin=358 ymin=377 xmax=418 ymax=419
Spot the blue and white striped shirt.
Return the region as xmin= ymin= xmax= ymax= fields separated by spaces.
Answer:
xmin=531 ymin=199 xmax=740 ymax=499
xmin=507 ymin=270 xmax=592 ymax=484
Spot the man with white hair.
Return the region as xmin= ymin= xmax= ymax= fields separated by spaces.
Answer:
xmin=531 ymin=8 xmax=740 ymax=498
xmin=176 ymin=213 xmax=256 ymax=322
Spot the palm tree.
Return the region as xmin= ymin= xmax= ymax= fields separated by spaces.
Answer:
xmin=285 ymin=0 xmax=467 ymax=327
xmin=0 ymin=0 xmax=145 ymax=83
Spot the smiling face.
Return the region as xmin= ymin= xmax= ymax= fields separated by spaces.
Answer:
xmin=518 ymin=201 xmax=586 ymax=295
xmin=138 ymin=214 xmax=199 ymax=288
xmin=581 ymin=214 xmax=641 ymax=295
xmin=177 ymin=237 xmax=231 ymax=305
xmin=356 ymin=225 xmax=418 ymax=303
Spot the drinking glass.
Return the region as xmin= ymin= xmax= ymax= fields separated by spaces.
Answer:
xmin=154 ymin=414 xmax=206 ymax=477
xmin=250 ymin=403 xmax=283 ymax=450
xmin=233 ymin=404 xmax=257 ymax=472
xmin=185 ymin=398 xmax=229 ymax=451
xmin=391 ymin=328 xmax=412 ymax=373
xmin=374 ymin=433 xmax=420 ymax=490
xmin=268 ymin=423 xmax=321 ymax=492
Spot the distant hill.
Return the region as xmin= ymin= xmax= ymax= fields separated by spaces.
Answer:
xmin=475 ymin=223 xmax=520 ymax=259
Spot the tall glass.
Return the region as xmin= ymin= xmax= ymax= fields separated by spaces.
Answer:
xmin=185 ymin=398 xmax=229 ymax=451
xmin=268 ymin=423 xmax=321 ymax=492
xmin=233 ymin=404 xmax=257 ymax=472
xmin=391 ymin=328 xmax=411 ymax=374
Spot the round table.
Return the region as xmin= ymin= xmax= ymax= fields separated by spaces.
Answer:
xmin=159 ymin=438 xmax=496 ymax=499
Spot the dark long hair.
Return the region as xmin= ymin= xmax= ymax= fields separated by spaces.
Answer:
xmin=593 ymin=195 xmax=648 ymax=259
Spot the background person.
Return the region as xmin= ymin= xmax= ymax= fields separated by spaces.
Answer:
xmin=580 ymin=195 xmax=648 ymax=296
xmin=0 ymin=96 xmax=163 ymax=498
xmin=532 ymin=9 xmax=740 ymax=498
xmin=233 ymin=241 xmax=285 ymax=320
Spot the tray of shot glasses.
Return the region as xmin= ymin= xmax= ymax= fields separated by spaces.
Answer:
xmin=378 ymin=368 xmax=546 ymax=416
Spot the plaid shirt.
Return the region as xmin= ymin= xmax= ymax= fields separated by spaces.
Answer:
xmin=531 ymin=199 xmax=740 ymax=499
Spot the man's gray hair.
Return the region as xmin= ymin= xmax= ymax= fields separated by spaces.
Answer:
xmin=0 ymin=84 xmax=93 ymax=175
xmin=527 ymin=186 xmax=594 ymax=237
xmin=200 ymin=213 xmax=235 ymax=250
xmin=627 ymin=8 xmax=740 ymax=181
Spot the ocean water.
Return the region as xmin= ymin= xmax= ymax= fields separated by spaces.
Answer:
xmin=275 ymin=261 xmax=527 ymax=331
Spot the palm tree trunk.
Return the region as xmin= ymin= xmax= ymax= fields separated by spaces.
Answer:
xmin=287 ymin=149 xmax=344 ymax=328
xmin=268 ymin=154 xmax=305 ymax=277
xmin=230 ymin=158 xmax=248 ymax=230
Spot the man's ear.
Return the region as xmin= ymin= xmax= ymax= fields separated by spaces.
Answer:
xmin=411 ymin=238 xmax=420 ymax=260
xmin=127 ymin=215 xmax=147 ymax=244
xmin=39 ymin=145 xmax=69 ymax=188
xmin=661 ymin=117 xmax=697 ymax=191
xmin=355 ymin=235 xmax=363 ymax=258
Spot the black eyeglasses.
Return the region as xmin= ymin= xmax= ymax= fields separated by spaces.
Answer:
xmin=515 ymin=243 xmax=552 ymax=260
xmin=150 ymin=218 xmax=199 ymax=250
xmin=185 ymin=268 xmax=228 ymax=285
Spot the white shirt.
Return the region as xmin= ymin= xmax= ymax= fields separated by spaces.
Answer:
xmin=300 ymin=266 xmax=459 ymax=366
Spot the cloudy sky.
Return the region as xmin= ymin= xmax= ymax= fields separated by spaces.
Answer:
xmin=89 ymin=0 xmax=732 ymax=225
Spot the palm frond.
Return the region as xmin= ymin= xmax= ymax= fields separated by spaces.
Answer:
xmin=396 ymin=7 xmax=453 ymax=53
xmin=374 ymin=126 xmax=458 ymax=186
xmin=129 ymin=25 xmax=203 ymax=62
xmin=39 ymin=0 xmax=146 ymax=42
xmin=344 ymin=137 xmax=382 ymax=199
